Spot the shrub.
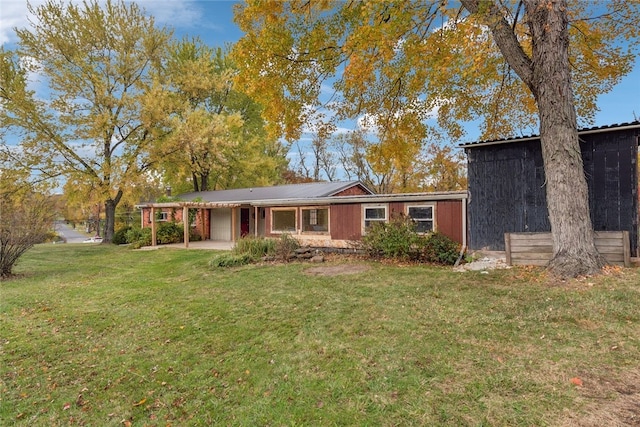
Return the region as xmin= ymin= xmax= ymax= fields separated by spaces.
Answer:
xmin=233 ymin=236 xmax=276 ymax=259
xmin=361 ymin=214 xmax=421 ymax=260
xmin=112 ymin=226 xmax=132 ymax=245
xmin=189 ymin=229 xmax=203 ymax=242
xmin=0 ymin=190 xmax=55 ymax=278
xmin=421 ymin=232 xmax=460 ymax=265
xmin=359 ymin=214 xmax=460 ymax=265
xmin=44 ymin=230 xmax=61 ymax=243
xmin=126 ymin=227 xmax=152 ymax=249
xmin=275 ymin=233 xmax=300 ymax=261
xmin=156 ymin=222 xmax=183 ymax=244
xmin=209 ymin=253 xmax=254 ymax=268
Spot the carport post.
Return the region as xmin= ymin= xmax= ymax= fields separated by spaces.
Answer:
xmin=231 ymin=207 xmax=237 ymax=242
xmin=254 ymin=206 xmax=258 ymax=237
xmin=151 ymin=206 xmax=157 ymax=246
xmin=183 ymin=206 xmax=190 ymax=248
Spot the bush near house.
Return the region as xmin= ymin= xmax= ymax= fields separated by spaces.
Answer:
xmin=361 ymin=214 xmax=460 ymax=265
xmin=156 ymin=222 xmax=183 ymax=244
xmin=421 ymin=232 xmax=460 ymax=265
xmin=233 ymin=236 xmax=276 ymax=259
xmin=275 ymin=233 xmax=300 ymax=261
xmin=112 ymin=226 xmax=132 ymax=245
xmin=361 ymin=214 xmax=420 ymax=260
xmin=210 ymin=234 xmax=299 ymax=269
xmin=120 ymin=223 xmax=201 ymax=248
xmin=126 ymin=227 xmax=152 ymax=249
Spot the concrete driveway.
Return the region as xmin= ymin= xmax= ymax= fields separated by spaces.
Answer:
xmin=55 ymin=221 xmax=92 ymax=244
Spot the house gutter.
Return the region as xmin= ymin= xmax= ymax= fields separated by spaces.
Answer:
xmin=249 ymin=191 xmax=468 ymax=207
xmin=135 ymin=191 xmax=468 ymax=209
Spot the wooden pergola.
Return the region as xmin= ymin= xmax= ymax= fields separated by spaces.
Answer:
xmin=145 ymin=202 xmax=242 ymax=248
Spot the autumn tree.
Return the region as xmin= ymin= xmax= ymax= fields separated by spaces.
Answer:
xmin=293 ymin=134 xmax=337 ymax=182
xmin=233 ymin=1 xmax=639 ymax=277
xmin=332 ymin=129 xmax=391 ymax=193
xmin=0 ymin=0 xmax=171 ymax=242
xmin=148 ymin=39 xmax=287 ymax=193
xmin=332 ymin=129 xmax=466 ymax=193
xmin=421 ymin=145 xmax=467 ymax=192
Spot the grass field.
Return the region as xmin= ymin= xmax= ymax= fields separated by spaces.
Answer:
xmin=1 ymin=244 xmax=639 ymax=426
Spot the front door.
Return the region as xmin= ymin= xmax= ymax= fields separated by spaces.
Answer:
xmin=240 ymin=208 xmax=250 ymax=237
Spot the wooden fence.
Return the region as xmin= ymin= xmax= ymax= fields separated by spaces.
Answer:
xmin=504 ymin=231 xmax=631 ymax=267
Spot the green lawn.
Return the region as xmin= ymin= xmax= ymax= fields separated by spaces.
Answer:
xmin=1 ymin=244 xmax=639 ymax=426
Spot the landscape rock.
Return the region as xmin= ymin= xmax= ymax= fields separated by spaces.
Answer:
xmin=454 ymin=256 xmax=510 ymax=272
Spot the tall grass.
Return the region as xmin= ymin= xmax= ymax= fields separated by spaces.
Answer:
xmin=232 ymin=236 xmax=276 ymax=258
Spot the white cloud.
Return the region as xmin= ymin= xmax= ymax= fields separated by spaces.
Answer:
xmin=1 ymin=1 xmax=219 ymax=47
xmin=134 ymin=0 xmax=210 ymax=30
xmin=0 ymin=0 xmax=47 ymax=46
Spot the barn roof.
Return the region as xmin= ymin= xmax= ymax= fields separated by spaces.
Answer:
xmin=459 ymin=121 xmax=640 ymax=149
xmin=170 ymin=181 xmax=373 ymax=204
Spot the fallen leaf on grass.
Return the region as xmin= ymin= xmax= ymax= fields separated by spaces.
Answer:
xmin=76 ymin=394 xmax=85 ymax=407
xmin=133 ymin=398 xmax=146 ymax=407
xmin=63 ymin=402 xmax=71 ymax=410
xmin=570 ymin=377 xmax=583 ymax=387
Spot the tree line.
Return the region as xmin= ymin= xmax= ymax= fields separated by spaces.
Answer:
xmin=1 ymin=0 xmax=467 ymax=247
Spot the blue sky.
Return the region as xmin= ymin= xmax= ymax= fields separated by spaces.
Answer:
xmin=1 ymin=0 xmax=639 ymax=144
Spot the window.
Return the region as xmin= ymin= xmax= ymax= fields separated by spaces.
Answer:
xmin=157 ymin=211 xmax=169 ymax=222
xmin=407 ymin=205 xmax=434 ymax=233
xmin=271 ymin=209 xmax=296 ymax=233
xmin=302 ymin=208 xmax=329 ymax=233
xmin=363 ymin=205 xmax=387 ymax=231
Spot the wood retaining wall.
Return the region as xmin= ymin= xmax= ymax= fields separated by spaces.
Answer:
xmin=504 ymin=231 xmax=631 ymax=267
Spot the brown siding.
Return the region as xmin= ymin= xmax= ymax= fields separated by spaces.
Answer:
xmin=388 ymin=202 xmax=404 ymax=218
xmin=330 ymin=204 xmax=362 ymax=240
xmin=436 ymin=200 xmax=463 ymax=244
xmin=333 ymin=184 xmax=371 ymax=197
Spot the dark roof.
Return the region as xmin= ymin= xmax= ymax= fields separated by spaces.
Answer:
xmin=459 ymin=121 xmax=640 ymax=149
xmin=176 ymin=181 xmax=373 ymax=203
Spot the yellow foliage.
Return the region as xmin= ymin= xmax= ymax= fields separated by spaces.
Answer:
xmin=233 ymin=0 xmax=639 ymax=144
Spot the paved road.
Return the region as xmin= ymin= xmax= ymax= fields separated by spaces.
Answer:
xmin=55 ymin=221 xmax=93 ymax=244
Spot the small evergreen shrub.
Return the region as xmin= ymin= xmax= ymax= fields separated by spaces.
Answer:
xmin=126 ymin=227 xmax=152 ymax=249
xmin=112 ymin=226 xmax=132 ymax=245
xmin=156 ymin=222 xmax=183 ymax=244
xmin=421 ymin=232 xmax=460 ymax=265
xmin=209 ymin=253 xmax=254 ymax=268
xmin=233 ymin=236 xmax=276 ymax=259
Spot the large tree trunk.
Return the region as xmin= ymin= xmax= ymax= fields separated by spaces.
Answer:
xmin=526 ymin=0 xmax=604 ymax=277
xmin=200 ymin=172 xmax=209 ymax=191
xmin=102 ymin=189 xmax=123 ymax=244
xmin=461 ymin=0 xmax=604 ymax=277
